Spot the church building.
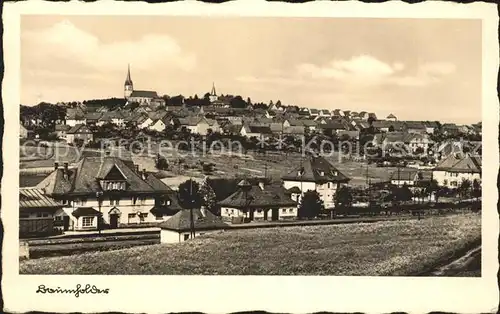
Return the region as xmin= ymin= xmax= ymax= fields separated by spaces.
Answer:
xmin=124 ymin=64 xmax=163 ymax=106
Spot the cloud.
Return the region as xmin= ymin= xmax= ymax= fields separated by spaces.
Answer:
xmin=296 ymin=55 xmax=405 ymax=84
xmin=22 ymin=20 xmax=196 ymax=74
xmin=296 ymin=55 xmax=456 ymax=88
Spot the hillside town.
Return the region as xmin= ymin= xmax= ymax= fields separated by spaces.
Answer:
xmin=19 ymin=65 xmax=482 ymax=248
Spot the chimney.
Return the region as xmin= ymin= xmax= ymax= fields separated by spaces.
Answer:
xmin=54 ymin=162 xmax=59 ymax=170
xmin=135 ymin=164 xmax=140 ymax=173
xmin=142 ymin=169 xmax=147 ymax=180
xmin=64 ymin=162 xmax=69 ymax=171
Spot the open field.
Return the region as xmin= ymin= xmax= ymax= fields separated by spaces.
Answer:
xmin=20 ymin=213 xmax=481 ymax=276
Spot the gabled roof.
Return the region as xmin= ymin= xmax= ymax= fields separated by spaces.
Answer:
xmin=55 ymin=124 xmax=71 ymax=132
xmin=19 ymin=188 xmax=62 ymax=209
xmin=218 ymin=183 xmax=297 ymax=209
xmin=387 ymin=113 xmax=397 ymax=119
xmin=390 ymin=169 xmax=432 ymax=181
xmin=246 ymin=125 xmax=273 ymax=134
xmin=66 ymin=108 xmax=85 ymax=120
xmin=434 ymin=154 xmax=481 ymax=173
xmin=67 ymin=124 xmax=92 ymax=134
xmin=130 ymin=90 xmax=158 ymax=98
xmin=84 ymin=112 xmax=103 ymax=121
xmin=36 ymin=157 xmax=176 ymax=196
xmin=72 ymin=207 xmax=102 ymax=218
xmin=282 ymin=156 xmax=350 ymax=183
xmin=160 ymin=208 xmax=228 ymax=232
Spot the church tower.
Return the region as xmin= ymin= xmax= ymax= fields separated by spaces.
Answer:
xmin=209 ymin=82 xmax=218 ymax=103
xmin=124 ymin=64 xmax=133 ymax=99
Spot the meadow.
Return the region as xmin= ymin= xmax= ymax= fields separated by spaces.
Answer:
xmin=20 ymin=213 xmax=481 ymax=276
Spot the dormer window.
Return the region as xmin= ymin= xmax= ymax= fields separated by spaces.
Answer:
xmin=320 ymin=171 xmax=325 ymax=176
xmin=100 ymin=180 xmax=127 ymax=191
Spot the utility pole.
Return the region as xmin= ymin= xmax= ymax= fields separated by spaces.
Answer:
xmin=189 ymin=178 xmax=195 ymax=239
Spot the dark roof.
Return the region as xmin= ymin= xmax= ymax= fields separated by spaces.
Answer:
xmin=320 ymin=122 xmax=346 ymax=130
xmin=130 ymin=90 xmax=158 ymax=98
xmin=72 ymin=207 xmax=102 ymax=218
xmin=282 ymin=156 xmax=350 ymax=183
xmin=218 ymin=183 xmax=297 ymax=209
xmin=55 ymin=124 xmax=71 ymax=132
xmin=36 ymin=157 xmax=177 ymax=196
xmin=247 ymin=125 xmax=272 ymax=134
xmin=390 ymin=169 xmax=432 ymax=181
xmin=287 ymin=186 xmax=302 ymax=194
xmin=160 ymin=208 xmax=228 ymax=232
xmin=66 ymin=108 xmax=85 ymax=120
xmin=19 ymin=188 xmax=62 ymax=209
xmin=67 ymin=124 xmax=92 ymax=134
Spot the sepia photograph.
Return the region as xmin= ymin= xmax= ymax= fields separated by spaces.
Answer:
xmin=2 ymin=1 xmax=499 ymax=313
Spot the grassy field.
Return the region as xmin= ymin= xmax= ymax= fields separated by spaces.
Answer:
xmin=20 ymin=214 xmax=481 ymax=276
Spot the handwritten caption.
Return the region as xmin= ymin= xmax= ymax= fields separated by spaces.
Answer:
xmin=36 ymin=284 xmax=110 ymax=298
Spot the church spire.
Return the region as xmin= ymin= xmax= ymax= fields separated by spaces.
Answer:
xmin=125 ymin=63 xmax=133 ymax=85
xmin=211 ymin=82 xmax=216 ymax=96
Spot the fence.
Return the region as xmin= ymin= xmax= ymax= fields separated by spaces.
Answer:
xmin=20 ymin=218 xmax=55 ymax=237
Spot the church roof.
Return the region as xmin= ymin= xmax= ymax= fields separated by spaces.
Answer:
xmin=211 ymin=82 xmax=217 ymax=96
xmin=130 ymin=90 xmax=158 ymax=98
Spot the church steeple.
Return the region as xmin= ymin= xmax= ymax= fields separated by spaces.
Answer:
xmin=209 ymin=82 xmax=218 ymax=103
xmin=124 ymin=64 xmax=133 ymax=98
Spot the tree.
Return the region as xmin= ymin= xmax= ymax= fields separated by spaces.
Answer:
xmin=367 ymin=116 xmax=376 ymax=126
xmin=200 ymin=179 xmax=218 ymax=215
xmin=298 ymin=190 xmax=324 ymax=219
xmin=458 ymin=179 xmax=472 ymax=200
xmin=392 ymin=184 xmax=413 ymax=203
xmin=388 ymin=125 xmax=395 ymax=132
xmin=333 ymin=186 xmax=352 ymax=218
xmin=424 ymin=179 xmax=440 ymax=203
xmin=155 ymin=155 xmax=169 ymax=170
xmin=230 ymin=96 xmax=247 ymax=108
xmin=472 ymin=179 xmax=481 ymax=201
xmin=178 ymin=179 xmax=202 ymax=209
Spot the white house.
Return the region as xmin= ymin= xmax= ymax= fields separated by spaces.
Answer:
xmin=432 ymin=154 xmax=481 ymax=188
xmin=65 ymin=108 xmax=86 ymax=127
xmin=35 ymin=158 xmax=182 ymax=232
xmin=148 ymin=119 xmax=166 ymax=132
xmin=159 ymin=207 xmax=228 ymax=243
xmin=179 ymin=116 xmax=220 ymax=135
xmin=281 ymin=156 xmax=350 ymax=209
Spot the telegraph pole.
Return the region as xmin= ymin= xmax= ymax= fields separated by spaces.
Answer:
xmin=189 ymin=178 xmax=195 ymax=239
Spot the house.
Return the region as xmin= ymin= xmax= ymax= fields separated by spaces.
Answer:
xmin=423 ymin=121 xmax=439 ymax=134
xmin=404 ymin=121 xmax=427 ymax=134
xmin=441 ymin=123 xmax=460 ymax=135
xmin=386 ymin=113 xmax=397 ymax=121
xmin=84 ymin=112 xmax=103 ymax=126
xmin=128 ymin=90 xmax=159 ymax=105
xmin=389 ymin=169 xmax=433 ymax=187
xmin=320 ymin=121 xmax=346 ymax=136
xmin=65 ymin=108 xmax=86 ymax=127
xmin=372 ymin=120 xmax=405 ymax=132
xmin=309 ymin=108 xmax=319 ymax=117
xmin=20 ymin=124 xmax=28 ymax=139
xmin=178 ymin=116 xmax=220 ymax=135
xmin=331 ymin=109 xmax=342 ymax=117
xmin=406 ymin=133 xmax=434 ymax=154
xmin=241 ymin=125 xmax=273 ymax=140
xmin=372 ymin=132 xmax=433 ymax=154
xmin=148 ymin=119 xmax=166 ymax=132
xmin=282 ymin=126 xmax=306 ymax=136
xmin=218 ymin=180 xmax=298 ymax=222
xmin=19 ymin=188 xmax=64 ymax=237
xmin=282 ymin=156 xmax=350 ymax=209
xmin=159 ymin=207 xmax=228 ymax=243
xmin=54 ymin=124 xmax=71 ymax=140
xmin=337 ymin=130 xmax=360 ymax=141
xmin=35 ymin=158 xmax=182 ymax=231
xmin=432 ymin=154 xmax=481 ymax=188
xmin=66 ymin=124 xmax=94 ymax=144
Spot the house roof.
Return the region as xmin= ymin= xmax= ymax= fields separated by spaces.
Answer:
xmin=55 ymin=124 xmax=71 ymax=132
xmin=160 ymin=208 xmax=228 ymax=232
xmin=72 ymin=207 xmax=102 ymax=218
xmin=36 ymin=157 xmax=177 ymax=196
xmin=404 ymin=121 xmax=427 ymax=129
xmin=218 ymin=183 xmax=297 ymax=209
xmin=387 ymin=113 xmax=397 ymax=119
xmin=130 ymin=90 xmax=158 ymax=98
xmin=84 ymin=112 xmax=103 ymax=121
xmin=67 ymin=124 xmax=92 ymax=134
xmin=390 ymin=169 xmax=432 ymax=181
xmin=66 ymin=108 xmax=85 ymax=120
xmin=287 ymin=186 xmax=302 ymax=194
xmin=282 ymin=156 xmax=350 ymax=183
xmin=283 ymin=126 xmax=305 ymax=135
xmin=434 ymin=154 xmax=481 ymax=173
xmin=19 ymin=188 xmax=62 ymax=209
xmin=320 ymin=122 xmax=346 ymax=130
xmin=247 ymin=125 xmax=273 ymax=134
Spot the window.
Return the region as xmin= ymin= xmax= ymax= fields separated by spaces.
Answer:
xmin=55 ymin=216 xmax=62 ymax=220
xmin=289 ymin=208 xmax=294 ymax=213
xmin=36 ymin=212 xmax=43 ymax=217
xmin=20 ymin=213 xmax=29 ymax=219
xmin=443 ymin=180 xmax=448 ymax=185
xmin=282 ymin=208 xmax=287 ymax=213
xmin=82 ymin=216 xmax=94 ymax=228
xmin=451 ymin=181 xmax=458 ymax=187
xmin=128 ymin=213 xmax=136 ymax=223
xmin=139 ymin=213 xmax=148 ymax=222
xmin=184 ymin=234 xmax=190 ymax=241
xmin=155 ymin=214 xmax=163 ymax=221
xmin=327 ymin=182 xmax=331 ymax=189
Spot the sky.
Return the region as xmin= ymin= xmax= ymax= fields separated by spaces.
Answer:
xmin=21 ymin=16 xmax=482 ymax=124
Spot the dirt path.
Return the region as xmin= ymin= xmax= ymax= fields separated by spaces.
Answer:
xmin=426 ymin=245 xmax=481 ymax=277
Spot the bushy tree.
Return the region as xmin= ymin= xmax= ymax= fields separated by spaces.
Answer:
xmin=472 ymin=179 xmax=481 ymax=201
xmin=178 ymin=179 xmax=202 ymax=209
xmin=200 ymin=180 xmax=218 ymax=215
xmin=155 ymin=155 xmax=169 ymax=170
xmin=298 ymin=190 xmax=324 ymax=219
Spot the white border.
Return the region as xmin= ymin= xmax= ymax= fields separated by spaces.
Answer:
xmin=3 ymin=1 xmax=499 ymax=313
